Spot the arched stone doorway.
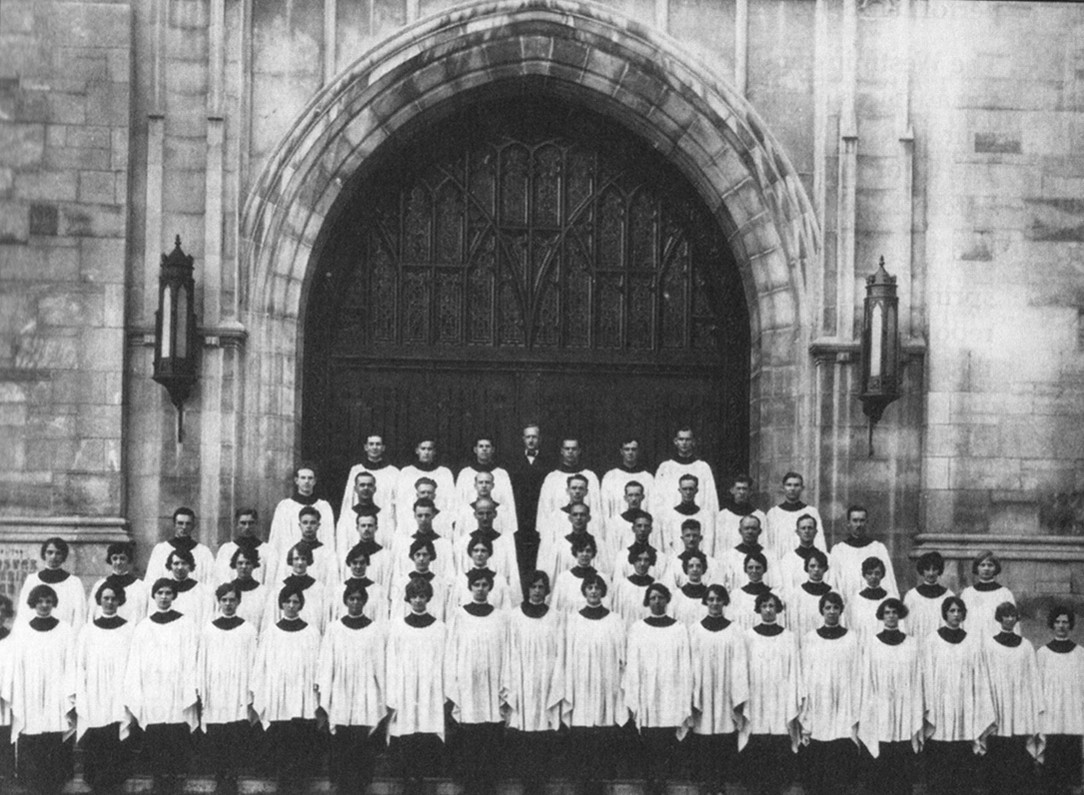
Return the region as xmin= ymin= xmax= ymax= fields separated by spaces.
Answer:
xmin=238 ymin=0 xmax=820 ymax=510
xmin=303 ymin=92 xmax=750 ymax=482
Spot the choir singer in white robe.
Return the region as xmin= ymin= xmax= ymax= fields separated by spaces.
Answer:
xmin=1037 ymin=605 xmax=1084 ymax=795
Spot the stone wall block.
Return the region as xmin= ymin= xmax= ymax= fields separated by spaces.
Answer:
xmin=45 ymin=146 xmax=111 ymax=172
xmin=14 ymin=170 xmax=77 ymax=202
xmin=85 ymin=82 xmax=129 ymax=126
xmin=56 ymin=3 xmax=131 ymax=49
xmin=60 ymin=203 xmax=125 ymax=238
xmin=0 ymin=122 xmax=45 ymax=168
xmin=78 ymin=170 xmax=117 ymax=205
xmin=45 ymin=92 xmax=87 ymax=125
xmin=0 ymin=200 xmax=30 ymax=243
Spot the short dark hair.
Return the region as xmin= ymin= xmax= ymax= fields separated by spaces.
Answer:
xmin=628 ymin=545 xmax=657 ymax=565
xmin=678 ymin=474 xmax=699 ymax=487
xmin=682 ymin=551 xmax=708 ymax=573
xmin=846 ymin=504 xmax=867 ymax=519
xmin=294 ymin=462 xmax=318 ymax=479
xmin=819 ymin=591 xmax=844 ymax=613
xmin=345 ymin=544 xmax=370 ymax=566
xmin=796 ymin=513 xmax=818 ymax=529
xmin=404 ymin=578 xmax=433 ymax=602
xmin=1048 ymin=605 xmax=1076 ymax=630
xmin=566 ymin=474 xmax=589 ymax=487
xmin=298 ymin=505 xmax=320 ymax=521
xmin=467 ymin=535 xmax=494 ymax=556
xmin=409 ymin=539 xmax=436 ymax=559
xmin=754 ymin=592 xmax=784 ymax=613
xmin=681 ymin=519 xmax=702 ymax=533
xmin=95 ymin=581 xmax=127 ymax=606
xmin=278 ymin=585 xmax=306 ymax=609
xmin=861 ymin=556 xmax=885 ymax=576
xmin=466 ymin=568 xmax=495 ymax=588
xmin=343 ymin=581 xmax=369 ymax=604
xmin=643 ymin=582 xmax=671 ymax=607
xmin=994 ymin=601 xmax=1018 ymax=622
xmin=782 ymin=471 xmax=803 ymax=484
xmin=941 ymin=595 xmax=967 ymax=620
xmin=744 ymin=552 xmax=768 ymax=572
xmin=877 ymin=597 xmax=909 ymax=620
xmin=105 ymin=542 xmax=134 ymax=562
xmin=580 ymin=573 xmax=608 ymax=597
xmin=27 ymin=584 xmax=58 ymax=608
xmin=41 ymin=536 xmax=69 ymax=561
xmin=151 ymin=577 xmax=177 ymax=597
xmin=287 ymin=544 xmax=314 ymax=566
xmin=231 ymin=545 xmax=261 ymax=568
xmin=625 ymin=480 xmax=644 ymax=493
xmin=234 ymin=507 xmax=258 ymax=521
xmin=731 ymin=474 xmax=752 ymax=487
xmin=173 ymin=507 xmax=196 ymax=522
xmin=570 ymin=536 xmax=597 ymax=556
xmin=215 ymin=582 xmax=242 ymax=602
xmin=804 ymin=549 xmax=829 ymax=571
xmin=916 ymin=551 xmax=945 ymax=575
xmin=971 ymin=550 xmax=1002 ymax=576
xmin=704 ymin=584 xmax=729 ymax=606
xmin=166 ymin=548 xmax=196 ymax=570
xmin=526 ymin=570 xmax=551 ymax=595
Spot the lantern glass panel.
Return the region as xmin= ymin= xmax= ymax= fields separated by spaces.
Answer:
xmin=161 ymin=286 xmax=173 ymax=359
xmin=870 ymin=303 xmax=883 ymax=377
xmin=176 ymin=286 xmax=188 ymax=359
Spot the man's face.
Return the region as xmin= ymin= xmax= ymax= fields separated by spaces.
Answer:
xmin=108 ymin=552 xmax=131 ymax=574
xmin=474 ymin=439 xmax=494 ymax=464
xmin=470 ymin=578 xmax=492 ymax=603
xmin=414 ymin=506 xmax=435 ymax=532
xmin=624 ymin=485 xmax=644 ymax=509
xmin=474 ymin=472 xmax=495 ymax=498
xmin=154 ymin=587 xmax=175 ymax=612
xmin=469 ymin=544 xmax=491 ymax=568
xmin=281 ymin=593 xmax=303 ymax=619
xmin=848 ymin=510 xmax=868 ymax=538
xmin=527 ymin=579 xmax=547 ymax=605
xmin=299 ymin=514 xmax=320 ymax=540
xmin=349 ymin=557 xmax=368 ymax=579
xmin=632 ymin=517 xmax=652 ymax=542
xmin=730 ymin=480 xmax=751 ymax=504
xmin=43 ymin=544 xmax=65 ymax=569
xmin=170 ymin=557 xmax=192 ymax=581
xmin=620 ymin=441 xmax=640 ymax=468
xmin=674 ymin=430 xmax=695 ymax=456
xmin=796 ymin=518 xmax=818 ymax=546
xmin=681 ymin=526 xmax=701 ymax=550
xmin=920 ymin=565 xmax=940 ymax=586
xmin=295 ymin=468 xmax=316 ymax=496
xmin=678 ymin=479 xmax=698 ymax=504
xmin=560 ymin=440 xmax=581 ymax=467
xmin=473 ymin=501 xmax=496 ymax=529
xmin=783 ymin=476 xmax=804 ymax=502
xmin=174 ymin=512 xmax=195 ymax=538
xmin=739 ymin=518 xmax=761 ymax=546
xmin=822 ymin=601 xmax=842 ymax=627
xmin=1053 ymin=615 xmax=1072 ymax=639
xmin=355 ymin=475 xmax=377 ymax=501
xmin=99 ymin=588 xmax=121 ymax=616
xmin=416 ymin=483 xmax=436 ymax=502
xmin=415 ymin=441 xmax=436 ymax=464
xmin=218 ymin=591 xmax=240 ymax=617
xmin=569 ymin=505 xmax=590 ymax=532
xmin=356 ymin=515 xmax=377 ymax=542
xmin=523 ymin=426 xmax=540 ymax=452
xmin=633 ymin=551 xmax=653 ymax=576
xmin=364 ymin=436 xmax=385 ymax=460
xmin=235 ymin=555 xmax=255 ymax=580
xmin=236 ymin=513 xmax=258 ymax=538
xmin=567 ymin=478 xmax=588 ymax=504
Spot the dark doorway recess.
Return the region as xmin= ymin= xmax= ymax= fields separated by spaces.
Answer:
xmin=303 ymin=93 xmax=750 ymax=496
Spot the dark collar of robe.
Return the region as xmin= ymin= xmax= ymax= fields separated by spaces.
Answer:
xmin=405 ymin=612 xmax=436 ymax=628
xmin=94 ymin=616 xmax=127 ymax=630
xmin=213 ymin=616 xmax=245 ymax=630
xmin=702 ymin=615 xmax=731 ymax=632
xmin=151 ymin=610 xmax=183 ymax=624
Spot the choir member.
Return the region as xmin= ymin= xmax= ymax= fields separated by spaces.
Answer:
xmin=798 ymin=591 xmax=860 ymax=795
xmin=265 ymin=543 xmax=328 ymax=632
xmin=961 ymin=550 xmax=1017 ymax=637
xmin=124 ymin=578 xmax=199 ymax=794
xmin=728 ymin=553 xmax=781 ymax=631
xmin=390 ymin=498 xmax=456 ymax=581
xmin=399 ymin=477 xmax=457 ymax=539
xmin=981 ymin=601 xmax=1043 ymax=795
xmin=197 ymin=582 xmax=259 ymax=794
xmin=536 ymin=438 xmax=603 ymax=528
xmin=335 ymin=544 xmax=389 ymax=623
xmin=671 ymin=552 xmax=710 ymax=626
xmin=657 ymin=474 xmax=717 ymax=555
xmin=455 ymin=436 xmax=518 ymax=522
xmin=600 ymin=437 xmax=654 ymax=521
xmin=213 ymin=508 xmax=266 ymax=585
xmin=1036 ymin=605 xmax=1084 ymax=795
xmin=689 ymin=584 xmax=748 ymax=795
xmin=715 ymin=474 xmax=765 ymax=556
xmin=740 ymin=591 xmax=800 ymax=795
xmin=16 ymin=536 xmax=86 ymax=632
xmin=352 ymin=511 xmax=393 ymax=590
xmin=335 ymin=472 xmax=389 ymax=555
xmin=624 ymin=583 xmax=693 ymax=795
xmin=902 ymin=551 xmax=950 ymax=645
xmin=857 ymin=597 xmax=923 ymax=795
xmin=718 ymin=515 xmax=777 ymax=593
xmin=144 ymin=507 xmax=216 ymax=586
xmin=652 ymin=427 xmax=719 ymax=519
xmin=87 ymin=541 xmax=148 ymax=625
xmin=844 ymin=556 xmax=896 ymax=640
xmin=317 ymin=581 xmax=388 ymax=794
xmin=551 ymin=535 xmax=610 ymax=613
xmin=268 ymin=504 xmax=339 ymax=589
xmin=787 ymin=549 xmax=832 ymax=647
xmin=224 ymin=546 xmax=268 ymax=632
xmin=10 ymin=584 xmax=76 ymax=795
xmin=162 ymin=548 xmax=215 ymax=627
xmin=395 ymin=438 xmax=456 ymax=516
xmin=76 ymin=582 xmax=135 ymax=794
xmin=0 ymin=594 xmax=13 ymax=783
xmin=663 ymin=519 xmax=721 ymax=589
xmin=537 ymin=499 xmax=597 ymax=586
xmin=386 ymin=577 xmax=447 ymax=795
xmin=452 ymin=471 xmax=516 ymax=548
xmin=559 ymin=573 xmax=627 ymax=795
xmin=610 ymin=511 xmax=661 ymax=581
xmin=611 ymin=546 xmax=656 ymax=628
xmin=921 ymin=595 xmax=996 ymax=795
xmin=389 ymin=539 xmax=452 ymax=622
xmin=453 ymin=497 xmax=520 ymax=596
xmin=537 ymin=473 xmax=592 ymax=550
xmin=602 ymin=482 xmax=653 ymax=573
xmin=764 ymin=472 xmax=825 ymax=561
xmin=253 ymin=585 xmax=321 ymax=787
xmin=452 ymin=534 xmax=516 ymax=611
xmin=776 ymin=513 xmax=827 ymax=596
xmin=828 ymin=504 xmax=898 ymax=600
xmin=339 ymin=436 xmax=399 ymax=543
xmin=446 ymin=568 xmax=508 ymax=795
xmin=502 ymin=571 xmax=563 ymax=795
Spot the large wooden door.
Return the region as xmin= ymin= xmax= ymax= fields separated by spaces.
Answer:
xmin=303 ymin=94 xmax=750 ymax=494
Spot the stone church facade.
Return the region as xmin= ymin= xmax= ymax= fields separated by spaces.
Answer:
xmin=1 ymin=0 xmax=1082 ymax=616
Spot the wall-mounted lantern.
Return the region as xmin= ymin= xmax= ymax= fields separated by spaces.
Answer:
xmin=153 ymin=236 xmax=199 ymax=442
xmin=859 ymin=256 xmax=901 ymax=455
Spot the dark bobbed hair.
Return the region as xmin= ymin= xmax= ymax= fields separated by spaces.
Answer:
xmin=804 ymin=549 xmax=829 ymax=571
xmin=41 ymin=536 xmax=69 ymax=561
xmin=941 ymin=595 xmax=967 ymax=620
xmin=278 ymin=585 xmax=306 ymax=609
xmin=818 ymin=591 xmax=844 ymax=613
xmin=166 ymin=548 xmax=196 ymax=570
xmin=570 ymin=536 xmax=597 ymax=556
xmin=230 ymin=545 xmax=261 ymax=568
xmin=915 ymin=551 xmax=945 ymax=574
xmin=1048 ymin=605 xmax=1076 ymax=630
xmin=345 ymin=544 xmax=370 ymax=566
xmin=628 ymin=545 xmax=658 ymax=566
xmin=172 ymin=506 xmax=196 ymax=522
xmin=215 ymin=582 xmax=242 ymax=602
xmin=744 ymin=552 xmax=768 ymax=572
xmin=27 ymin=583 xmax=59 ymax=608
xmin=526 ymin=570 xmax=551 ymax=595
xmin=876 ymin=597 xmax=909 ymax=620
xmin=994 ymin=601 xmax=1019 ymax=622
xmin=682 ymin=550 xmax=708 ymax=573
xmin=971 ymin=549 xmax=1002 ymax=577
xmin=150 ymin=577 xmax=177 ymax=597
xmin=754 ymin=591 xmax=784 ymax=613
xmin=580 ymin=572 xmax=608 ymax=597
xmin=861 ymin=556 xmax=886 ymax=576
xmin=288 ymin=544 xmax=314 ymax=565
xmin=342 ymin=581 xmax=369 ymax=605
xmin=704 ymin=583 xmax=730 ymax=606
xmin=105 ymin=541 xmax=134 ymax=562
xmin=95 ymin=581 xmax=127 ymax=606
xmin=404 ymin=577 xmax=434 ymax=602
xmin=642 ymin=582 xmax=672 ymax=607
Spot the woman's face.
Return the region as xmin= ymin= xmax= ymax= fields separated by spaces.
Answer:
xmin=944 ymin=603 xmax=965 ymax=629
xmin=527 ymin=579 xmax=548 ymax=605
xmin=34 ymin=596 xmax=56 ymax=619
xmin=584 ymin=582 xmax=603 ymax=607
xmin=881 ymin=605 xmax=900 ymax=630
xmin=758 ymin=600 xmax=778 ymax=624
xmin=99 ymin=588 xmax=121 ymax=616
xmin=705 ymin=591 xmax=726 ymax=618
xmin=647 ymin=590 xmax=668 ymax=617
xmin=218 ymin=591 xmax=240 ymax=618
xmin=280 ymin=593 xmax=303 ymax=619
xmin=43 ymin=544 xmax=65 ymax=570
xmin=1052 ymin=614 xmax=1072 ymax=640
xmin=976 ymin=559 xmax=997 ymax=582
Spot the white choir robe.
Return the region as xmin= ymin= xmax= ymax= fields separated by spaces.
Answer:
xmin=798 ymin=628 xmax=861 ymax=744
xmin=536 ymin=468 xmax=603 ymax=529
xmin=124 ymin=613 xmax=199 ymax=731
xmin=600 ymin=468 xmax=654 ymax=521
xmin=361 ymin=547 xmax=395 ymax=592
xmin=787 ymin=583 xmax=834 ymax=649
xmin=599 ymin=513 xmax=646 ymax=576
xmin=316 ymin=617 xmax=388 ymax=730
xmin=332 ymin=580 xmax=391 ymax=624
xmin=845 ymin=589 xmax=897 ymax=642
xmin=333 ymin=507 xmax=393 ymax=565
xmin=17 ymin=571 xmax=87 ymax=633
xmin=960 ymin=584 xmax=1018 ymax=638
xmin=827 ymin=538 xmax=898 ymax=603
xmin=212 ymin=541 xmax=268 ymax=585
xmin=196 ymin=618 xmax=258 ymax=726
xmin=550 ymin=569 xmax=611 ymax=614
xmin=0 ymin=632 xmax=13 ymax=730
xmin=339 ymin=462 xmax=400 ymax=537
xmin=776 ymin=548 xmax=834 ymax=599
xmin=611 ymin=576 xmax=653 ymax=629
xmin=537 ymin=507 xmax=602 ymax=550
xmin=451 ymin=531 xmax=521 ymax=598
xmin=729 ymin=585 xmax=786 ymax=631
xmin=921 ymin=629 xmax=996 ymax=749
xmin=450 ymin=570 xmax=516 ymax=612
xmin=671 ymin=585 xmax=709 ymax=627
xmin=268 ymin=498 xmax=336 ymax=567
xmin=715 ymin=507 xmax=767 ymax=557
xmin=982 ymin=636 xmax=1045 ymax=758
xmin=395 ymin=511 xmax=457 ymax=546
xmin=394 ymin=464 xmax=457 ymax=516
xmin=902 ymin=586 xmax=951 ymax=646
xmin=764 ymin=504 xmax=826 ymax=563
xmin=656 ymin=505 xmax=717 ymax=555
xmin=740 ymin=625 xmax=801 ymax=751
xmin=857 ymin=633 xmax=924 ymax=757
xmin=252 ymin=619 xmax=321 ymax=728
xmin=223 ymin=581 xmax=269 ymax=634
xmin=610 ymin=544 xmax=663 ymax=582
xmin=166 ymin=579 xmax=216 ymax=628
xmin=690 ymin=619 xmax=749 ymax=736
xmin=9 ymin=619 xmax=77 ymax=739
xmin=389 ymin=573 xmax=453 ymax=623
xmin=718 ymin=546 xmax=779 ymax=593
xmin=455 ymin=466 xmax=518 ymax=520
xmin=661 ymin=550 xmax=723 ymax=590
xmin=389 ymin=533 xmax=456 ymax=583
xmin=502 ymin=605 xmax=563 ymax=732
xmin=536 ymin=530 xmax=600 ymax=587
xmin=624 ymin=618 xmax=693 ymax=736
xmin=559 ymin=608 xmax=627 ymax=728
xmin=386 ymin=615 xmax=447 ymax=738
xmin=1037 ymin=641 xmax=1084 ymax=736
xmin=87 ymin=576 xmax=148 ymax=625
xmin=75 ymin=617 xmax=134 ymax=740
xmin=144 ymin=540 xmax=217 ymax=586
xmin=265 ymin=538 xmax=340 ymax=591
xmin=652 ymin=458 xmax=719 ymax=520
xmin=264 ymin=580 xmax=330 ymax=634
xmin=445 ymin=606 xmax=508 ymax=724
xmin=451 ymin=502 xmax=516 ymax=548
